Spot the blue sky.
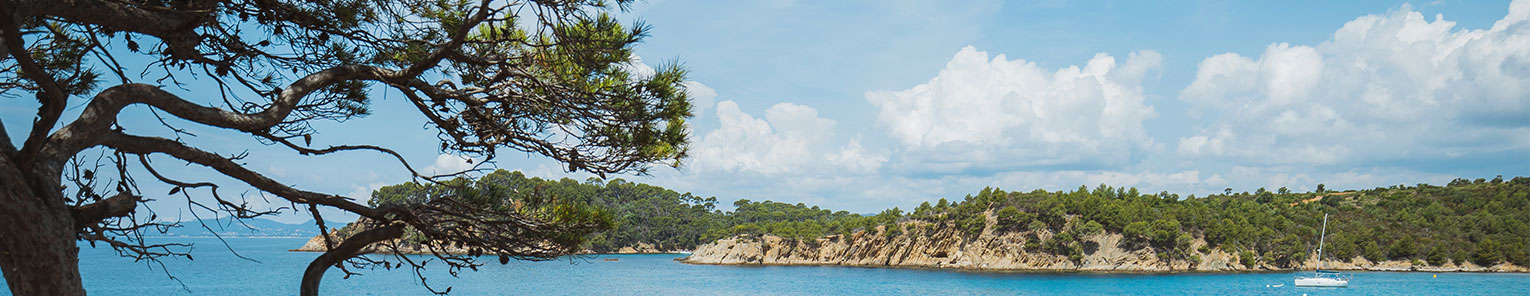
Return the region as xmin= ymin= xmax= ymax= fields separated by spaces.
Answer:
xmin=3 ymin=0 xmax=1527 ymax=222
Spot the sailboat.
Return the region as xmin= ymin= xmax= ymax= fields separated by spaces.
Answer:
xmin=1294 ymin=213 xmax=1351 ymax=287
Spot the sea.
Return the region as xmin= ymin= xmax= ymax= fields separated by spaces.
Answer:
xmin=2 ymin=237 xmax=1526 ymax=295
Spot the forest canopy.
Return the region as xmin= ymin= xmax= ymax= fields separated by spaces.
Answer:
xmin=371 ymin=171 xmax=1530 ymax=268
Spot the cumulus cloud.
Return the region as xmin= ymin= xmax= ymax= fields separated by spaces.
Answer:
xmin=682 ymin=81 xmax=717 ymax=120
xmin=690 ymin=101 xmax=885 ymax=176
xmin=346 ymin=182 xmax=388 ymax=201
xmin=826 ymin=137 xmax=888 ymax=173
xmin=1178 ymin=2 xmax=1530 ymax=166
xmin=424 ymin=154 xmax=478 ymax=176
xmin=621 ymin=55 xmax=658 ymax=79
xmin=527 ymin=4 xmax=1523 ymax=216
xmin=866 ymin=46 xmax=1160 ymax=172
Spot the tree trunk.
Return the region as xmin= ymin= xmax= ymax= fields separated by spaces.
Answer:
xmin=0 ymin=154 xmax=85 ymax=295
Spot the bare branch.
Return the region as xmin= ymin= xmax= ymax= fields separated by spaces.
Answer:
xmin=99 ymin=131 xmax=382 ymax=219
xmin=300 ymin=221 xmax=404 ymax=296
xmin=69 ymin=191 xmax=141 ymax=230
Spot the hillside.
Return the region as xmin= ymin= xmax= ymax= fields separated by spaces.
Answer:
xmin=295 ymin=170 xmax=721 ymax=254
xmin=686 ymin=176 xmax=1530 ymax=271
xmin=297 ymin=171 xmax=1529 ymax=271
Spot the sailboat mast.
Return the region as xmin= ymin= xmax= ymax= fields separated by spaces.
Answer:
xmin=1317 ymin=213 xmax=1328 ymax=271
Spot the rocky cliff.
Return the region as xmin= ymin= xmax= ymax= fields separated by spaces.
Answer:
xmin=683 ymin=221 xmax=1528 ymax=272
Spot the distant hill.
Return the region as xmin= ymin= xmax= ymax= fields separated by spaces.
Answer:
xmin=156 ymin=217 xmax=349 ymax=238
xmin=306 ymin=170 xmax=1530 ymax=271
xmin=687 ymin=176 xmax=1530 ymax=272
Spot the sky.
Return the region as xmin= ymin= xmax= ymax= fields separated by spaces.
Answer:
xmin=3 ymin=0 xmax=1528 ymax=222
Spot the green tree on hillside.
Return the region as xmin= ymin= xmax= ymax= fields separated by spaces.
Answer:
xmin=358 ymin=176 xmax=1530 ymax=274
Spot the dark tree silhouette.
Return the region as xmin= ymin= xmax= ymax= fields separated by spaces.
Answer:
xmin=0 ymin=0 xmax=691 ymax=295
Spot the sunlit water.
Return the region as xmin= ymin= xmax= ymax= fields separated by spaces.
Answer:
xmin=2 ymin=237 xmax=1526 ymax=295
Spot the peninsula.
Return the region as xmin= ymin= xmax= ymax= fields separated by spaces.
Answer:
xmin=299 ymin=172 xmax=1529 ymax=273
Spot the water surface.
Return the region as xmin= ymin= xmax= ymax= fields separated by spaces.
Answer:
xmin=1 ymin=237 xmax=1524 ymax=295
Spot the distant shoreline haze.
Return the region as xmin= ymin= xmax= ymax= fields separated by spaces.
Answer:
xmin=157 ymin=218 xmax=349 ymax=238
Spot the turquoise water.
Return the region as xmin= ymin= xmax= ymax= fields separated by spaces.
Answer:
xmin=2 ymin=237 xmax=1527 ymax=295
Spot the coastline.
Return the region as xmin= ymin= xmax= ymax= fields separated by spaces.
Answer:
xmin=679 ymin=230 xmax=1530 ymax=274
xmin=680 ymin=259 xmax=1530 ymax=274
xmin=286 ymin=248 xmax=692 ymax=256
xmin=146 ymin=235 xmax=313 ymax=239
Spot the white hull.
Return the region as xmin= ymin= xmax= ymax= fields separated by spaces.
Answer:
xmin=1294 ymin=277 xmax=1348 ymax=287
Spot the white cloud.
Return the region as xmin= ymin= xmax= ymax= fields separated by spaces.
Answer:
xmin=346 ymin=182 xmax=388 ymax=201
xmin=690 ymin=101 xmax=883 ymax=176
xmin=1177 ymin=2 xmax=1530 ymax=165
xmin=622 ymin=55 xmax=658 ymax=79
xmin=826 ymin=137 xmax=887 ymax=173
xmin=683 ymin=80 xmax=717 ymax=120
xmin=505 ymin=2 xmax=1524 ymax=217
xmin=630 ymin=99 xmax=897 ymax=213
xmin=424 ymin=154 xmax=478 ymax=176
xmin=866 ymin=46 xmax=1160 ymax=172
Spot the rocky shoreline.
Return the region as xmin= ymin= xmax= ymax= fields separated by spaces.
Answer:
xmin=680 ymin=222 xmax=1528 ymax=273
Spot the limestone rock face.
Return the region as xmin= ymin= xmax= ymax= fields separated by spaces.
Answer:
xmin=1196 ymin=249 xmax=1240 ymax=271
xmin=683 ymin=221 xmax=1530 ymax=273
xmin=684 ymin=222 xmax=1199 ymax=272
